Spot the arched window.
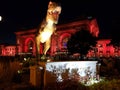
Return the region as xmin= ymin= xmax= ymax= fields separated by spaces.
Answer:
xmin=27 ymin=40 xmax=33 ymax=53
xmin=59 ymin=33 xmax=71 ymax=52
xmin=61 ymin=37 xmax=69 ymax=51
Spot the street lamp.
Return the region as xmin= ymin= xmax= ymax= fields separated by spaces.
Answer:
xmin=0 ymin=16 xmax=2 ymax=21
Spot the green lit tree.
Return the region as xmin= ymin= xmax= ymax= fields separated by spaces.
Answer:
xmin=67 ymin=29 xmax=97 ymax=59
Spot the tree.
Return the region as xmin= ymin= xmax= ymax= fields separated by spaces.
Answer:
xmin=110 ymin=31 xmax=120 ymax=57
xmin=110 ymin=32 xmax=120 ymax=48
xmin=67 ymin=29 xmax=97 ymax=59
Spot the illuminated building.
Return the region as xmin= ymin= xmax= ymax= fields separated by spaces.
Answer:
xmin=0 ymin=44 xmax=17 ymax=56
xmin=0 ymin=18 xmax=119 ymax=57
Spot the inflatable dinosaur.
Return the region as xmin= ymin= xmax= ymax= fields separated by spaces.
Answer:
xmin=36 ymin=1 xmax=62 ymax=60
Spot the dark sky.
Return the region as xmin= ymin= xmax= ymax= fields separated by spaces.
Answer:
xmin=0 ymin=0 xmax=120 ymax=44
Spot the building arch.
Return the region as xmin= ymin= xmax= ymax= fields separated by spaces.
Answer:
xmin=24 ymin=37 xmax=35 ymax=55
xmin=59 ymin=33 xmax=71 ymax=51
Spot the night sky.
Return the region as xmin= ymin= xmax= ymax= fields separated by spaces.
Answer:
xmin=0 ymin=0 xmax=120 ymax=44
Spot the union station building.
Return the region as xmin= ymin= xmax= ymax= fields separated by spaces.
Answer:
xmin=0 ymin=18 xmax=119 ymax=58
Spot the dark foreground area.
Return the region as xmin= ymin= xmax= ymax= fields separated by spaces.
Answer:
xmin=1 ymin=77 xmax=120 ymax=90
xmin=0 ymin=56 xmax=120 ymax=90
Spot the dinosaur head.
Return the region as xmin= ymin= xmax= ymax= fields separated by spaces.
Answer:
xmin=46 ymin=1 xmax=62 ymax=24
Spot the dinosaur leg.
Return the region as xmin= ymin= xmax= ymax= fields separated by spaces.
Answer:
xmin=43 ymin=38 xmax=51 ymax=55
xmin=41 ymin=38 xmax=51 ymax=60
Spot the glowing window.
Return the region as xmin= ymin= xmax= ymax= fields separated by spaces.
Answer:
xmin=61 ymin=37 xmax=69 ymax=50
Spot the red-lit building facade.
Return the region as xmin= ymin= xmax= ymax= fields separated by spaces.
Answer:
xmin=0 ymin=18 xmax=119 ymax=57
xmin=0 ymin=44 xmax=17 ymax=56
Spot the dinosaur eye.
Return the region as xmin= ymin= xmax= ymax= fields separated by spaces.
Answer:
xmin=49 ymin=4 xmax=52 ymax=6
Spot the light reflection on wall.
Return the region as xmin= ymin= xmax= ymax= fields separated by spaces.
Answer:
xmin=46 ymin=61 xmax=98 ymax=84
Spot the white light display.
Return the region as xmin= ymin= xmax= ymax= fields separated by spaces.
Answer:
xmin=45 ymin=61 xmax=100 ymax=85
